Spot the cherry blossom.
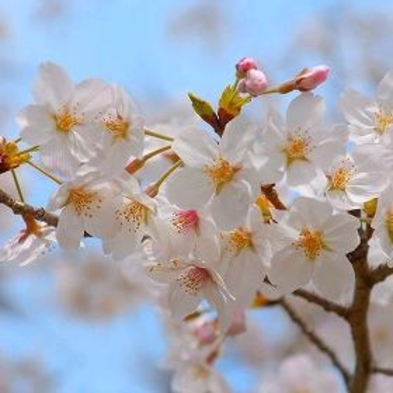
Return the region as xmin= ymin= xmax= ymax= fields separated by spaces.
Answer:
xmin=341 ymin=69 xmax=393 ymax=144
xmin=47 ymin=171 xmax=118 ymax=250
xmin=165 ymin=124 xmax=259 ymax=229
xmin=268 ymin=197 xmax=360 ymax=299
xmin=17 ymin=62 xmax=111 ymax=175
xmin=0 ymin=215 xmax=56 ymax=266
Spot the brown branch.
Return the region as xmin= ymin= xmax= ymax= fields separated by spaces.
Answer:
xmin=372 ymin=367 xmax=393 ymax=377
xmin=280 ymin=298 xmax=351 ymax=388
xmin=369 ymin=264 xmax=393 ymax=285
xmin=293 ymin=289 xmax=349 ymax=319
xmin=347 ymin=237 xmax=373 ymax=393
xmin=0 ymin=187 xmax=58 ymax=227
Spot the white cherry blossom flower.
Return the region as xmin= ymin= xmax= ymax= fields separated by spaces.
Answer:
xmin=166 ymin=124 xmax=259 ymax=229
xmin=219 ymin=206 xmax=271 ymax=307
xmin=47 ymin=172 xmax=118 ymax=251
xmin=154 ymin=204 xmax=220 ymax=262
xmin=260 ymin=93 xmax=347 ymax=187
xmin=0 ymin=216 xmax=56 ymax=266
xmin=102 ymin=177 xmax=157 ymax=260
xmin=146 ymin=258 xmax=234 ymax=330
xmin=340 ymin=69 xmax=393 ymax=144
xmin=17 ymin=62 xmax=111 ymax=175
xmin=95 ymin=85 xmax=144 ymax=174
xmin=325 ymin=144 xmax=387 ymax=210
xmin=268 ymin=198 xmax=360 ymax=299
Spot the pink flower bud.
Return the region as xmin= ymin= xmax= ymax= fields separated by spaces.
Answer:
xmin=238 ymin=69 xmax=268 ymax=96
xmin=295 ymin=65 xmax=330 ymax=91
xmin=236 ymin=57 xmax=258 ymax=77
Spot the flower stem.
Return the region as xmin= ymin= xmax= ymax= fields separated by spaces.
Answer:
xmin=144 ymin=127 xmax=174 ymax=142
xmin=27 ymin=161 xmax=62 ymax=185
xmin=13 ymin=137 xmax=22 ymax=144
xmin=154 ymin=159 xmax=182 ymax=189
xmin=17 ymin=145 xmax=40 ymax=155
xmin=143 ymin=145 xmax=172 ymax=162
xmin=11 ymin=169 xmax=25 ymax=203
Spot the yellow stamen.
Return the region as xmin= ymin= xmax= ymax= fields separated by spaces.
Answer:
xmin=228 ymin=228 xmax=252 ymax=252
xmin=67 ymin=188 xmax=100 ymax=217
xmin=284 ymin=129 xmax=313 ymax=166
xmin=104 ymin=115 xmax=129 ymax=139
xmin=54 ymin=108 xmax=81 ymax=133
xmin=205 ymin=157 xmax=237 ymax=193
xmin=115 ymin=200 xmax=148 ymax=231
xmin=375 ymin=109 xmax=393 ymax=136
xmin=293 ymin=227 xmax=325 ymax=261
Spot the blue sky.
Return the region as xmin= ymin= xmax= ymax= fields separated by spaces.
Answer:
xmin=0 ymin=0 xmax=392 ymax=391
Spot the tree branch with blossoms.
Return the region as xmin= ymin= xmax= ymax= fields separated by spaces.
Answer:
xmin=2 ymin=57 xmax=393 ymax=392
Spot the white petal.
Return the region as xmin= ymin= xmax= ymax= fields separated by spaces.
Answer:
xmin=211 ymin=179 xmax=252 ymax=230
xmin=289 ymin=197 xmax=333 ymax=230
xmin=165 ymin=167 xmax=214 ymax=209
xmin=313 ymin=253 xmax=355 ymax=300
xmin=33 ymin=62 xmax=73 ymax=108
xmin=172 ymin=127 xmax=218 ymax=167
xmin=377 ymin=70 xmax=393 ymax=107
xmin=220 ymin=124 xmax=257 ymax=164
xmin=18 ymin=105 xmax=56 ymax=145
xmin=323 ymin=213 xmax=360 ymax=254
xmin=168 ymin=281 xmax=201 ymax=320
xmin=286 ymin=92 xmax=325 ymax=130
xmin=56 ymin=206 xmax=84 ymax=251
xmin=269 ymin=246 xmax=313 ymax=294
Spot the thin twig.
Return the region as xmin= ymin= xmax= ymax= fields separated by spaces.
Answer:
xmin=372 ymin=367 xmax=393 ymax=377
xmin=369 ymin=264 xmax=393 ymax=285
xmin=0 ymin=187 xmax=58 ymax=227
xmin=280 ymin=298 xmax=351 ymax=388
xmin=293 ymin=289 xmax=349 ymax=319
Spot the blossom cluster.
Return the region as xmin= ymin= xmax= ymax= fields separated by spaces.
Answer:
xmin=1 ymin=59 xmax=393 ymax=391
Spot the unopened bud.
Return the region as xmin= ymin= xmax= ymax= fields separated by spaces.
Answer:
xmin=236 ymin=57 xmax=258 ymax=78
xmin=238 ymin=69 xmax=268 ymax=97
xmin=295 ymin=65 xmax=330 ymax=91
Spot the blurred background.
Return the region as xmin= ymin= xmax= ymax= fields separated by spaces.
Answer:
xmin=0 ymin=0 xmax=392 ymax=392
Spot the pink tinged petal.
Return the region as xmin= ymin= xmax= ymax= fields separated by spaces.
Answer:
xmin=33 ymin=62 xmax=74 ymax=108
xmin=323 ymin=213 xmax=360 ymax=254
xmin=269 ymin=246 xmax=314 ymax=294
xmin=172 ymin=127 xmax=218 ymax=167
xmin=286 ymin=92 xmax=325 ymax=130
xmin=145 ymin=261 xmax=187 ymax=284
xmin=211 ymin=179 xmax=252 ymax=230
xmin=377 ymin=70 xmax=393 ymax=107
xmin=313 ymin=253 xmax=355 ymax=300
xmin=17 ymin=105 xmax=56 ymax=145
xmin=56 ymin=206 xmax=84 ymax=251
xmin=165 ymin=167 xmax=214 ymax=209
